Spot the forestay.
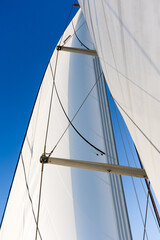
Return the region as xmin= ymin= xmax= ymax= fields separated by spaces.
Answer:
xmin=78 ymin=0 xmax=160 ymax=204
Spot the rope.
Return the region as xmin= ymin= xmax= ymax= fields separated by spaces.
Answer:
xmin=72 ymin=21 xmax=90 ymax=49
xmin=55 ymin=84 xmax=105 ymax=154
xmin=48 ymin=68 xmax=105 ymax=158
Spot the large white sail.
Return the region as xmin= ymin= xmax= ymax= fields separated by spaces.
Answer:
xmin=78 ymin=0 xmax=160 ymax=204
xmin=0 ymin=10 xmax=132 ymax=239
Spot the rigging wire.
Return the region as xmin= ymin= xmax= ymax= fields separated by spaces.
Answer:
xmin=35 ymin=162 xmax=44 ymax=240
xmin=112 ymin=97 xmax=149 ymax=240
xmin=95 ymin=59 xmax=133 ymax=239
xmin=135 ymin=147 xmax=160 ymax=229
xmin=35 ymin=2 xmax=77 ymax=240
xmin=21 ymin=154 xmax=43 ymax=240
xmin=43 ymin=60 xmax=57 ymax=154
xmin=99 ymin=0 xmax=160 ymax=228
xmin=119 ymin=107 xmax=160 ymax=232
xmin=143 ymin=182 xmax=150 ymax=240
xmin=113 ymin=98 xmax=160 ymax=155
xmin=43 ymin=0 xmax=77 ymax=154
xmin=54 ymin=84 xmax=105 ymax=155
xmin=101 ymin=0 xmax=160 ymax=156
xmin=72 ymin=21 xmax=90 ymax=49
xmin=35 ymin=40 xmax=60 ymax=240
xmin=119 ymin=112 xmax=160 ymax=231
xmin=47 ymin=67 xmax=105 ymax=158
xmin=62 ymin=21 xmax=86 ymax=47
xmin=83 ymin=0 xmax=159 ymax=237
xmin=88 ymin=0 xmax=157 ymax=235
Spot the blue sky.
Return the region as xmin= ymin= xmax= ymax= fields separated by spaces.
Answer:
xmin=0 ymin=0 xmax=78 ymax=221
xmin=0 ymin=0 xmax=160 ymax=238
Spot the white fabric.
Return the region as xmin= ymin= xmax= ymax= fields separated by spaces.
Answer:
xmin=0 ymin=10 xmax=130 ymax=240
xmin=79 ymin=0 xmax=160 ymax=204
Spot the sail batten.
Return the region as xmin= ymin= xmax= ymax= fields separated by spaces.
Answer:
xmin=47 ymin=157 xmax=147 ymax=178
xmin=57 ymin=45 xmax=98 ymax=56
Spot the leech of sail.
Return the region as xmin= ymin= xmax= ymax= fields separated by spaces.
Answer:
xmin=46 ymin=157 xmax=147 ymax=179
xmin=56 ymin=46 xmax=98 ymax=56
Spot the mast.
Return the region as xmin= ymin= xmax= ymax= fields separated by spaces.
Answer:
xmin=94 ymin=57 xmax=132 ymax=239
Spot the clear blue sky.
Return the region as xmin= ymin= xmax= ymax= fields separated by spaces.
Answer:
xmin=0 ymin=0 xmax=78 ymax=221
xmin=0 ymin=0 xmax=160 ymax=239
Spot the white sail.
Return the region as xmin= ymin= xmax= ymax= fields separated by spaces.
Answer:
xmin=78 ymin=0 xmax=160 ymax=204
xmin=0 ymin=10 xmax=132 ymax=239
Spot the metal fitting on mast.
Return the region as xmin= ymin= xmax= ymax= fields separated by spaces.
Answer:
xmin=40 ymin=154 xmax=49 ymax=164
